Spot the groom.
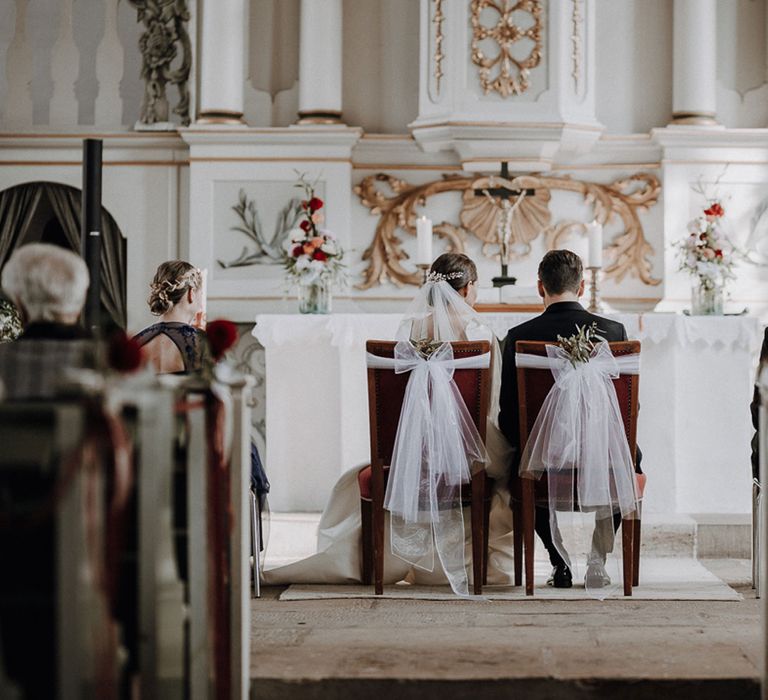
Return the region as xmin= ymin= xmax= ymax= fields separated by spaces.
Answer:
xmin=498 ymin=249 xmax=643 ymax=588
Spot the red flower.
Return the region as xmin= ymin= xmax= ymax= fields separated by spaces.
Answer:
xmin=292 ymin=245 xmax=303 ymax=257
xmin=704 ymin=202 xmax=724 ymax=218
xmin=699 ymin=233 xmax=708 ymax=241
xmin=206 ymin=319 xmax=239 ymax=361
xmin=108 ymin=330 xmax=143 ymax=373
xmin=715 ymin=249 xmax=723 ymax=258
xmin=313 ymin=250 xmax=328 ymax=261
xmin=308 ymin=197 xmax=323 ymax=212
xmin=299 ymin=220 xmax=311 ymax=232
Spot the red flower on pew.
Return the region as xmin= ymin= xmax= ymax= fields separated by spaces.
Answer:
xmin=108 ymin=330 xmax=144 ymax=373
xmin=206 ymin=319 xmax=239 ymax=361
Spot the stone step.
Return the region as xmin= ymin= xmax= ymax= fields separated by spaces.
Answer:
xmin=263 ymin=511 xmax=753 ymax=567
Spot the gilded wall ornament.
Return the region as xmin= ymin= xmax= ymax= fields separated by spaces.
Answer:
xmin=353 ymin=172 xmax=661 ymax=289
xmin=470 ymin=0 xmax=543 ymax=97
xmin=432 ymin=0 xmax=445 ymax=96
xmin=129 ymin=0 xmax=192 ymax=126
xmin=571 ymin=0 xmax=583 ymax=93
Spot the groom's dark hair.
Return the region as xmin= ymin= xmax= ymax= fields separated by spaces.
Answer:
xmin=538 ymin=250 xmax=583 ymax=295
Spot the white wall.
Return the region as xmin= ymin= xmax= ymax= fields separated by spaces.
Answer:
xmin=595 ymin=0 xmax=673 ymax=134
xmin=717 ymin=0 xmax=768 ymax=128
xmin=341 ymin=0 xmax=420 ymax=133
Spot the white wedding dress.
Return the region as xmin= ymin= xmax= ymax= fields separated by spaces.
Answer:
xmin=261 ymin=280 xmax=516 ymax=587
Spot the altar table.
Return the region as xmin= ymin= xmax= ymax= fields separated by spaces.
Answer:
xmin=253 ymin=313 xmax=763 ymax=515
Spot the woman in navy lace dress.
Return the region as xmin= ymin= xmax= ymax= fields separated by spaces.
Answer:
xmin=134 ymin=260 xmax=270 ymax=573
xmin=133 ymin=260 xmax=206 ymax=373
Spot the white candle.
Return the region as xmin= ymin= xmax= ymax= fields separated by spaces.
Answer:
xmin=416 ymin=215 xmax=433 ymax=265
xmin=586 ymin=221 xmax=603 ymax=268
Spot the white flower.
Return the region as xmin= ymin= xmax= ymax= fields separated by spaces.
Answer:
xmin=317 ymin=227 xmax=336 ymax=240
xmin=294 ymin=254 xmax=311 ymax=271
xmin=696 ymin=261 xmax=720 ymax=280
xmin=321 ymin=241 xmax=337 ymax=255
xmin=687 ymin=218 xmax=706 ymax=234
xmin=289 ymin=228 xmax=306 ymax=243
xmin=686 ymin=253 xmax=698 ymax=268
xmin=309 ymin=259 xmax=326 ymax=274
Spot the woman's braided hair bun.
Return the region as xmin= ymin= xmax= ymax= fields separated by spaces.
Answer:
xmin=148 ymin=260 xmax=202 ymax=316
xmin=429 ymin=253 xmax=478 ymax=292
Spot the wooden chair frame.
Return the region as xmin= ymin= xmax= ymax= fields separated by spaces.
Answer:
xmin=514 ymin=340 xmax=642 ymax=597
xmin=362 ymin=339 xmax=493 ymax=595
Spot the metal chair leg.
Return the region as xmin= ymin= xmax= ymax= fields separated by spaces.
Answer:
xmin=754 ymin=479 xmax=761 ymax=598
xmin=250 ymin=489 xmax=261 ymax=598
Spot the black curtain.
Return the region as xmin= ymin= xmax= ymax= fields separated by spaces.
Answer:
xmin=0 ymin=182 xmax=128 ymax=329
xmin=0 ymin=185 xmax=44 ymax=269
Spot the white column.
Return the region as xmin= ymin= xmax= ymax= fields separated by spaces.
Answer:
xmin=198 ymin=0 xmax=245 ymax=124
xmin=4 ymin=0 xmax=34 ymax=128
xmin=49 ymin=0 xmax=79 ymax=126
xmin=297 ymin=0 xmax=343 ymax=123
xmin=94 ymin=0 xmax=124 ymax=126
xmin=671 ymin=0 xmax=718 ymax=125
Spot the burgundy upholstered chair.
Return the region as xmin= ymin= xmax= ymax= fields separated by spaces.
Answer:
xmin=513 ymin=340 xmax=645 ymax=597
xmin=358 ymin=339 xmax=494 ymax=595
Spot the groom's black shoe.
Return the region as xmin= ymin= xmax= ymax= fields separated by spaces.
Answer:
xmin=546 ymin=564 xmax=573 ymax=588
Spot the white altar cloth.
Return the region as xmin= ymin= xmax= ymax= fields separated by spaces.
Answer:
xmin=253 ymin=313 xmax=762 ymax=515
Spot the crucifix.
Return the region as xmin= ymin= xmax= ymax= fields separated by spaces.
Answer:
xmin=473 ymin=162 xmax=536 ymax=288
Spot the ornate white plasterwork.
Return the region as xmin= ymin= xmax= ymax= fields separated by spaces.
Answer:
xmin=571 ymin=0 xmax=583 ymax=94
xmin=432 ymin=0 xmax=445 ymax=98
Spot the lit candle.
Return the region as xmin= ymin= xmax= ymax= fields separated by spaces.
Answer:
xmin=586 ymin=221 xmax=603 ymax=268
xmin=416 ymin=215 xmax=433 ymax=265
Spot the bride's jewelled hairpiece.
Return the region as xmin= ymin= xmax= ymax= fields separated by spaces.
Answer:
xmin=426 ymin=271 xmax=463 ymax=284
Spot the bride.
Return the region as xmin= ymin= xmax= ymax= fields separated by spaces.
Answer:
xmin=261 ymin=252 xmax=515 ymax=588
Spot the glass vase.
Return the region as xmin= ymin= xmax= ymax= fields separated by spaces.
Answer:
xmin=298 ymin=279 xmax=332 ymax=314
xmin=691 ymin=282 xmax=724 ymax=316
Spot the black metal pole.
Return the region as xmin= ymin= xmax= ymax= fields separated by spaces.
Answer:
xmin=81 ymin=139 xmax=102 ymax=333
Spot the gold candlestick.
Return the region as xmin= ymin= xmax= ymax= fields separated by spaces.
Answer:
xmin=587 ymin=266 xmax=605 ymax=313
xmin=416 ymin=263 xmax=430 ymax=285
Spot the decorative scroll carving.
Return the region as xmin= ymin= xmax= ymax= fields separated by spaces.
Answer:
xmin=470 ymin=0 xmax=543 ymax=97
xmin=353 ymin=172 xmax=661 ymax=289
xmin=129 ymin=0 xmax=192 ymax=126
xmin=432 ymin=0 xmax=445 ymax=96
xmin=571 ymin=0 xmax=583 ymax=93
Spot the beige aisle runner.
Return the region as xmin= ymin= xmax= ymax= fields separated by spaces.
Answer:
xmin=278 ymin=558 xmax=742 ymax=601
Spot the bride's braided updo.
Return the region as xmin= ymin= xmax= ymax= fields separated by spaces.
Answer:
xmin=148 ymin=260 xmax=202 ymax=316
xmin=429 ymin=253 xmax=478 ymax=292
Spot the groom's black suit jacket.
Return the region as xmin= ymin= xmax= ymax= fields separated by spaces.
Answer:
xmin=498 ymin=300 xmax=642 ymax=474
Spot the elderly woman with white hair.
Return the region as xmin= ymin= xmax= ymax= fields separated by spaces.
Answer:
xmin=0 ymin=243 xmax=93 ymax=399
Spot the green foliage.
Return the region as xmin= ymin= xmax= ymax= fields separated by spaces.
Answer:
xmin=556 ymin=322 xmax=604 ymax=367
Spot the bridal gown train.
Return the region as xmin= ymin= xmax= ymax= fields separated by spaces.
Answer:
xmin=261 ymin=327 xmax=517 ymax=587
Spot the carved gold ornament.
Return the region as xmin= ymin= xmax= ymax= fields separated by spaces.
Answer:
xmin=470 ymin=0 xmax=543 ymax=97
xmin=571 ymin=0 xmax=583 ymax=93
xmin=353 ymin=172 xmax=661 ymax=289
xmin=432 ymin=0 xmax=445 ymax=96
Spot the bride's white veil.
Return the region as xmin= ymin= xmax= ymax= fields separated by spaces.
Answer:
xmin=376 ymin=270 xmax=491 ymax=596
xmin=396 ymin=270 xmax=484 ymax=343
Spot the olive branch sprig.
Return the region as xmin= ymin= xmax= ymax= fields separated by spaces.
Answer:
xmin=556 ymin=322 xmax=605 ymax=367
xmin=410 ymin=338 xmax=444 ymax=359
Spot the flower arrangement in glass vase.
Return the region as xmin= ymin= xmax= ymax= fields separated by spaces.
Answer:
xmin=284 ymin=174 xmax=345 ymax=314
xmin=676 ymin=197 xmax=737 ymax=315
